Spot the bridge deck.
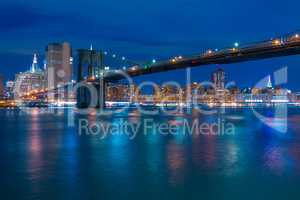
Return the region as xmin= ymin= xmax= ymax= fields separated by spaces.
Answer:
xmin=101 ymin=38 xmax=300 ymax=81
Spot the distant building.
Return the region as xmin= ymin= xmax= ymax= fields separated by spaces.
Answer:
xmin=267 ymin=75 xmax=273 ymax=89
xmin=295 ymin=92 xmax=300 ymax=101
xmin=46 ymin=42 xmax=72 ymax=89
xmin=0 ymin=74 xmax=4 ymax=98
xmin=211 ymin=68 xmax=227 ymax=102
xmin=5 ymin=81 xmax=14 ymax=99
xmin=13 ymin=54 xmax=45 ymax=97
xmin=106 ymin=83 xmax=139 ymax=102
xmin=211 ymin=68 xmax=226 ymax=90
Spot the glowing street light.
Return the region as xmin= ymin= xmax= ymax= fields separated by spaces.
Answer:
xmin=234 ymin=42 xmax=239 ymax=48
xmin=273 ymin=39 xmax=281 ymax=45
xmin=152 ymin=59 xmax=157 ymax=64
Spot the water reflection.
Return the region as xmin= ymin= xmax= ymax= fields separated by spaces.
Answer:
xmin=27 ymin=109 xmax=43 ymax=181
xmin=166 ymin=141 xmax=186 ymax=185
xmin=1 ymin=107 xmax=300 ymax=199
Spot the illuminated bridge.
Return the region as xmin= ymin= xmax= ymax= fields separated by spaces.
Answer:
xmin=76 ymin=31 xmax=300 ymax=109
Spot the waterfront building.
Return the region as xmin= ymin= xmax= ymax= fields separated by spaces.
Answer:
xmin=295 ymin=92 xmax=300 ymax=101
xmin=251 ymin=88 xmax=262 ymax=95
xmin=5 ymin=81 xmax=14 ymax=99
xmin=106 ymin=83 xmax=142 ymax=103
xmin=0 ymin=74 xmax=4 ymax=99
xmin=46 ymin=42 xmax=72 ymax=89
xmin=161 ymin=84 xmax=181 ymax=102
xmin=13 ymin=54 xmax=46 ymax=97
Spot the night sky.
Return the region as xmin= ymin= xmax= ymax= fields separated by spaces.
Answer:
xmin=0 ymin=0 xmax=299 ymax=90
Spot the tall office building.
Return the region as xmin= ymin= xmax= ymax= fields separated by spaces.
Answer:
xmin=13 ymin=54 xmax=45 ymax=97
xmin=211 ymin=68 xmax=226 ymax=89
xmin=46 ymin=42 xmax=72 ymax=89
xmin=5 ymin=81 xmax=15 ymax=99
xmin=267 ymin=75 xmax=273 ymax=88
xmin=0 ymin=74 xmax=4 ymax=98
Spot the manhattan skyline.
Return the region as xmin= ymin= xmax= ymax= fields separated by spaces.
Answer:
xmin=0 ymin=0 xmax=300 ymax=90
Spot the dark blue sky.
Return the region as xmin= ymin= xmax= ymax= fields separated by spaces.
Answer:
xmin=0 ymin=0 xmax=299 ymax=90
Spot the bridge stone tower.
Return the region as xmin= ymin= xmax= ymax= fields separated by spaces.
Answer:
xmin=76 ymin=49 xmax=106 ymax=109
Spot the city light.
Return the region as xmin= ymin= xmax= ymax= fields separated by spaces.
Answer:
xmin=234 ymin=42 xmax=239 ymax=47
xmin=152 ymin=59 xmax=156 ymax=64
xmin=273 ymin=39 xmax=281 ymax=45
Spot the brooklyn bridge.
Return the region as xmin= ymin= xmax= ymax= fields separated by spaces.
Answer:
xmin=75 ymin=32 xmax=300 ymax=109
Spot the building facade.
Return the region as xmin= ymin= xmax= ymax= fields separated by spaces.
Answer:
xmin=211 ymin=68 xmax=226 ymax=89
xmin=0 ymin=74 xmax=4 ymax=99
xmin=46 ymin=42 xmax=72 ymax=89
xmin=5 ymin=81 xmax=14 ymax=99
xmin=13 ymin=54 xmax=45 ymax=97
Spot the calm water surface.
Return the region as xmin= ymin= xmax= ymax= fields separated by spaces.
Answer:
xmin=1 ymin=106 xmax=300 ymax=200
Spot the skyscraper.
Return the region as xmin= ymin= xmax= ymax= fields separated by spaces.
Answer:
xmin=5 ymin=81 xmax=14 ymax=99
xmin=46 ymin=42 xmax=72 ymax=88
xmin=267 ymin=75 xmax=273 ymax=88
xmin=31 ymin=54 xmax=39 ymax=73
xmin=211 ymin=68 xmax=226 ymax=89
xmin=0 ymin=74 xmax=4 ymax=98
xmin=13 ymin=54 xmax=45 ymax=97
